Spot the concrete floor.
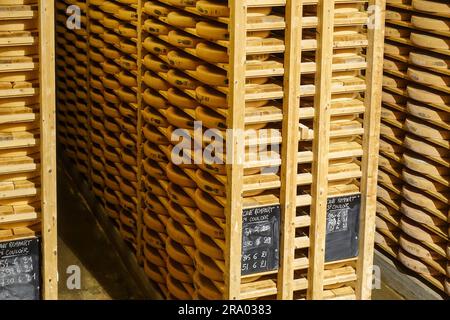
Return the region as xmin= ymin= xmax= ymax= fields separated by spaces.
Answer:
xmin=56 ymin=166 xmax=403 ymax=300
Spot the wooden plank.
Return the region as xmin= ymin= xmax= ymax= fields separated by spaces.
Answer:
xmin=307 ymin=0 xmax=335 ymax=300
xmin=224 ymin=0 xmax=247 ymax=300
xmin=355 ymin=0 xmax=386 ymax=301
xmin=39 ymin=0 xmax=58 ymax=300
xmin=277 ymin=0 xmax=303 ymax=300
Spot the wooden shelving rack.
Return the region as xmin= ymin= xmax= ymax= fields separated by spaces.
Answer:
xmin=375 ymin=0 xmax=449 ymax=297
xmin=0 ymin=0 xmax=57 ymax=300
xmin=56 ymin=0 xmax=385 ymax=300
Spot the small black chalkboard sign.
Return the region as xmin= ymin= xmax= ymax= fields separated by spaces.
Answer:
xmin=325 ymin=194 xmax=361 ymax=262
xmin=241 ymin=205 xmax=280 ymax=276
xmin=0 ymin=237 xmax=41 ymax=300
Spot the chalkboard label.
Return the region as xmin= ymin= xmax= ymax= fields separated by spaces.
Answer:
xmin=325 ymin=194 xmax=361 ymax=262
xmin=241 ymin=205 xmax=280 ymax=276
xmin=0 ymin=237 xmax=41 ymax=300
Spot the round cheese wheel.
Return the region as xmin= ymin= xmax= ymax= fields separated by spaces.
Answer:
xmin=407 ymin=67 xmax=449 ymax=88
xmin=165 ymin=106 xmax=193 ymax=129
xmin=193 ymin=209 xmax=225 ymax=239
xmin=103 ymin=32 xmax=121 ymax=46
xmin=404 ymin=134 xmax=449 ymax=159
xmin=386 ymin=26 xmax=411 ymax=38
xmin=401 ymin=200 xmax=446 ymax=228
xmin=167 ymin=11 xmax=198 ymax=28
xmin=144 ymin=19 xmax=173 ymax=35
xmin=384 ymin=42 xmax=411 ymax=56
xmin=409 ymin=51 xmax=449 ymax=70
xmin=401 ymin=216 xmax=445 ymax=244
xmin=407 ymin=85 xmax=450 ymax=105
xmin=167 ymin=201 xmax=195 ymax=226
xmin=196 ymin=64 xmax=228 ymax=86
xmin=143 ymin=260 xmax=165 ymax=284
xmin=384 ymin=58 xmax=407 ymax=71
xmin=379 ymin=138 xmax=403 ymax=154
xmin=143 ymin=142 xmax=166 ymax=161
xmin=167 ymin=30 xmax=201 ymax=48
xmin=381 ymin=106 xmax=405 ymax=122
xmin=196 ymin=21 xmax=229 ymax=41
xmin=143 ymin=37 xmax=171 ymax=55
xmin=144 ymin=71 xmax=170 ymax=91
xmin=143 ymin=89 xmax=168 ymax=109
xmin=383 ymin=74 xmax=408 ymax=88
xmin=380 ymin=122 xmax=404 ymax=140
xmin=382 ymin=91 xmax=407 ymax=105
xmin=406 ymin=100 xmax=450 ymax=123
xmin=167 ymin=69 xmax=200 ymax=89
xmin=117 ymin=71 xmax=137 ymax=87
xmin=403 ymin=151 xmax=449 ymax=184
xmin=193 ymin=230 xmax=223 ymax=260
xmin=376 ymin=216 xmax=398 ymax=232
xmin=166 ymin=162 xmax=196 ymax=188
xmin=142 ymin=107 xmax=169 ymax=128
xmin=143 ymin=210 xmax=165 ymax=233
xmin=405 ymin=117 xmax=450 ymax=140
xmin=194 ymin=189 xmax=224 ymax=218
xmin=167 ymin=0 xmax=196 ymax=7
xmin=194 ymin=250 xmax=223 ymax=281
xmin=166 ymin=238 xmax=194 ymax=266
xmin=400 ymin=234 xmax=442 ymax=260
xmin=399 ymin=249 xmax=443 ymax=276
xmin=410 ymin=32 xmax=450 ymax=50
xmin=377 ymin=184 xmax=401 ymax=204
xmin=196 ymin=86 xmax=227 ymax=109
xmin=412 ymin=0 xmax=450 ymax=14
xmin=195 ymin=169 xmax=225 ymax=196
xmin=386 ymin=9 xmax=411 ymax=21
xmin=167 ymin=88 xmax=197 ymax=109
xmin=411 ymin=15 xmax=449 ymax=31
xmin=196 ymin=43 xmax=228 ymax=63
xmin=143 ymin=244 xmax=166 ymax=268
xmin=143 ymin=54 xmax=169 ymax=73
xmin=167 ymin=257 xmax=194 ymax=283
xmin=403 ymin=168 xmax=447 ymax=195
xmin=402 ymin=184 xmax=447 ymax=211
xmin=168 ymin=183 xmax=196 ymax=208
xmin=167 ymin=275 xmax=193 ymax=300
xmin=193 ymin=271 xmax=223 ymax=300
xmin=144 ymin=1 xmax=171 ymax=16
xmin=167 ymin=218 xmax=195 ymax=246
xmin=196 ymin=1 xmax=229 ymax=17
xmin=195 ymin=106 xmax=227 ymax=130
xmin=167 ymin=50 xmax=201 ymax=70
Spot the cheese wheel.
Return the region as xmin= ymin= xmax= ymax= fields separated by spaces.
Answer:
xmin=378 ymin=170 xmax=402 ymax=187
xmin=384 ymin=42 xmax=411 ymax=56
xmin=386 ymin=26 xmax=411 ymax=38
xmin=194 ymin=189 xmax=224 ymax=218
xmin=143 ymin=89 xmax=168 ymax=109
xmin=166 ymin=237 xmax=194 ymax=266
xmin=142 ymin=107 xmax=170 ymax=127
xmin=196 ymin=86 xmax=227 ymax=109
xmin=410 ymin=32 xmax=450 ymax=50
xmin=167 ymin=257 xmax=194 ymax=283
xmin=376 ymin=216 xmax=398 ymax=232
xmin=403 ymin=168 xmax=447 ymax=195
xmin=144 ymin=71 xmax=170 ymax=91
xmin=168 ymin=183 xmax=196 ymax=208
xmin=386 ymin=9 xmax=411 ymax=21
xmin=195 ymin=106 xmax=227 ymax=130
xmin=407 ymin=85 xmax=450 ymax=105
xmin=377 ymin=184 xmax=401 ymax=204
xmin=167 ymin=201 xmax=195 ymax=227
xmin=383 ymin=74 xmax=408 ymax=88
xmin=167 ymin=50 xmax=201 ymax=70
xmin=193 ymin=230 xmax=223 ymax=260
xmin=405 ymin=117 xmax=450 ymax=140
xmin=407 ymin=67 xmax=449 ymax=88
xmin=117 ymin=88 xmax=137 ymax=103
xmin=193 ymin=271 xmax=223 ymax=300
xmin=194 ymin=210 xmax=225 ymax=239
xmin=194 ymin=250 xmax=223 ymax=281
xmin=144 ymin=19 xmax=173 ymax=35
xmin=412 ymin=0 xmax=450 ymax=14
xmin=411 ymin=15 xmax=449 ymax=31
xmin=167 ymin=30 xmax=201 ymax=48
xmin=167 ymin=218 xmax=195 ymax=247
xmin=167 ymin=0 xmax=196 ymax=7
xmin=101 ymin=16 xmax=119 ymax=29
xmin=196 ymin=64 xmax=228 ymax=86
xmin=407 ymin=101 xmax=450 ymax=123
xmin=379 ymin=154 xmax=402 ymax=174
xmin=409 ymin=51 xmax=449 ymax=70
xmin=167 ymin=69 xmax=199 ymax=90
xmin=382 ymin=91 xmax=406 ymax=105
xmin=167 ymin=162 xmax=196 ymax=188
xmin=143 ymin=210 xmax=166 ymax=233
xmin=167 ymin=11 xmax=198 ymax=28
xmin=165 ymin=107 xmax=193 ymax=129
xmin=167 ymin=88 xmax=197 ymax=109
xmin=167 ymin=275 xmax=193 ymax=300
xmin=381 ymin=106 xmax=405 ymax=122
xmin=144 ymin=176 xmax=167 ymax=197
xmin=401 ymin=200 xmax=446 ymax=228
xmin=196 ymin=43 xmax=228 ymax=63
xmin=384 ymin=58 xmax=407 ymax=71
xmin=196 ymin=21 xmax=229 ymax=41
xmin=400 ymin=217 xmax=445 ymax=245
xmin=380 ymin=122 xmax=404 ymax=139
xmin=403 ymin=151 xmax=449 ymax=183
xmin=100 ymin=2 xmax=121 ymax=14
xmin=117 ymin=71 xmax=137 ymax=87
xmin=143 ymin=54 xmax=169 ymax=73
xmin=379 ymin=138 xmax=403 ymax=154
xmin=143 ymin=37 xmax=171 ymax=55
xmin=144 ymin=1 xmax=171 ymax=16
xmin=143 ymin=260 xmax=165 ymax=284
xmin=144 ymin=142 xmax=166 ymax=161
xmin=399 ymin=235 xmax=442 ymax=261
xmin=195 ymin=169 xmax=225 ymax=196
xmin=402 ymin=185 xmax=447 ymax=210
xmin=196 ymin=1 xmax=229 ymax=17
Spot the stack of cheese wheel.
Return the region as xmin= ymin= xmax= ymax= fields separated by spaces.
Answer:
xmin=142 ymin=0 xmax=286 ymax=300
xmin=376 ymin=0 xmax=450 ymax=295
xmin=57 ymin=0 xmax=91 ymax=180
xmin=0 ymin=1 xmax=44 ymax=238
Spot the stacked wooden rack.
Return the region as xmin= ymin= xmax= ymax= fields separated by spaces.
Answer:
xmin=0 ymin=0 xmax=57 ymax=299
xmin=56 ymin=0 xmax=385 ymax=300
xmin=376 ymin=0 xmax=449 ymax=297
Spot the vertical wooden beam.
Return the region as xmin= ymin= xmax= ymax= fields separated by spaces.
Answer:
xmin=39 ymin=0 xmax=58 ymax=300
xmin=225 ymin=0 xmax=246 ymax=300
xmin=356 ymin=0 xmax=386 ymax=300
xmin=277 ymin=0 xmax=303 ymax=300
xmin=307 ymin=0 xmax=334 ymax=300
xmin=136 ymin=0 xmax=144 ymax=265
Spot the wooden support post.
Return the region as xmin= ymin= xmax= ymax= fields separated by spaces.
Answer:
xmin=307 ymin=0 xmax=334 ymax=300
xmin=39 ymin=0 xmax=58 ymax=300
xmin=277 ymin=0 xmax=303 ymax=300
xmin=225 ymin=0 xmax=247 ymax=300
xmin=356 ymin=0 xmax=386 ymax=300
